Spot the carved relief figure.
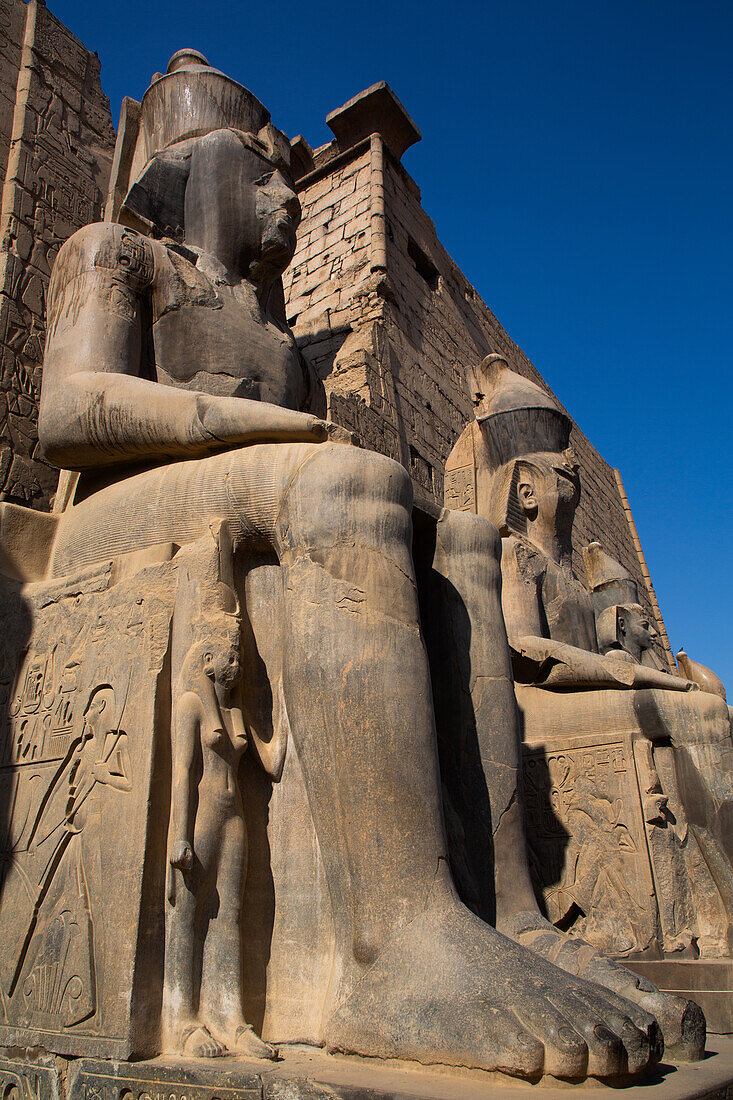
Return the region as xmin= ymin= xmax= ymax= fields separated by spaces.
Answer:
xmin=32 ymin=50 xmax=694 ymax=1078
xmin=1 ymin=682 xmax=130 ymax=1028
xmin=586 ymin=544 xmax=733 ymax=951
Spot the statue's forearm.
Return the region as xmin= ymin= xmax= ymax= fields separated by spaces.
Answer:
xmin=39 ymin=371 xmax=327 ymax=469
xmin=511 ymin=635 xmax=693 ymax=692
xmin=624 ymin=663 xmax=693 ymax=692
xmin=510 ymin=635 xmax=637 ymax=689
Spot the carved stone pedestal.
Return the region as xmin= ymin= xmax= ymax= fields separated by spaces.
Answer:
xmin=0 ymin=553 xmax=176 ymax=1059
xmin=3 ymin=1043 xmax=733 ymax=1100
xmin=520 ymin=685 xmax=731 ymax=965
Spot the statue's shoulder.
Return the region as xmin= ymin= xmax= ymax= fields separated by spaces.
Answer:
xmin=51 ymin=223 xmax=157 ymax=295
xmin=502 ymin=535 xmax=547 ymax=585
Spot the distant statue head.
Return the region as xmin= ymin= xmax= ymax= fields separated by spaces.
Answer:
xmin=113 ymin=51 xmax=301 ymax=286
xmin=583 ymin=542 xmax=658 ymax=663
xmin=595 ymin=603 xmax=657 ymax=662
xmin=474 ymin=357 xmax=579 ymax=551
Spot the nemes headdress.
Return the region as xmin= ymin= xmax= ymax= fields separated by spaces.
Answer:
xmin=582 ymin=543 xmax=645 ymax=652
xmin=583 ymin=541 xmax=640 ymax=612
xmin=105 ymin=50 xmax=291 ymax=235
xmin=444 ymin=355 xmax=576 ymax=527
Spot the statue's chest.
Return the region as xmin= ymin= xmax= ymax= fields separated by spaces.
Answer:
xmin=541 ymin=560 xmax=598 ymax=652
xmin=150 ymin=261 xmax=305 ymax=408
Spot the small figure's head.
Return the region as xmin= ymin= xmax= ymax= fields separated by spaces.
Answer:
xmin=596 ymin=602 xmax=657 ymax=662
xmin=488 ymin=448 xmax=580 ymax=542
xmin=202 ymin=639 xmax=241 ymax=690
xmin=186 ymin=614 xmax=242 ymax=693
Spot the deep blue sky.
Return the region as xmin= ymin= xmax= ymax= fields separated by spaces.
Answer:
xmin=52 ymin=0 xmax=733 ymax=685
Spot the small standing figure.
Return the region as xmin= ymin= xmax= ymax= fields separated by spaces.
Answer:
xmin=165 ymin=598 xmax=275 ymax=1060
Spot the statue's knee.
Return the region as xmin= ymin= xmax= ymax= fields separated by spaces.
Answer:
xmin=439 ymin=508 xmax=500 ymax=550
xmin=312 ymin=446 xmax=411 ymax=507
xmin=437 ymin=509 xmax=501 ymax=570
xmin=281 ymin=445 xmax=413 ymax=547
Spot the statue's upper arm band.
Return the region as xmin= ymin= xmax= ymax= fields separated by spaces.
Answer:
xmin=46 ymin=226 xmax=155 ymax=341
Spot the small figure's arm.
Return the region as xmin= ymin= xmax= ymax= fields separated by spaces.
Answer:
xmin=92 ymin=732 xmax=132 ymax=791
xmin=168 ymin=690 xmax=201 ymax=902
xmin=227 ymin=705 xmax=248 ymax=749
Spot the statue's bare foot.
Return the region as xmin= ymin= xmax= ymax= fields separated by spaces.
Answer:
xmin=180 ymin=1024 xmax=228 ymax=1058
xmin=325 ymin=894 xmax=662 ymax=1080
xmin=507 ymin=910 xmax=705 ymax=1062
xmin=232 ymin=1024 xmax=278 ymax=1060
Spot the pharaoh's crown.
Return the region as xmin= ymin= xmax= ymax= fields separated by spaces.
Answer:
xmin=472 ymin=355 xmax=572 ymax=473
xmin=108 ymin=50 xmax=291 ymax=232
xmin=583 ymin=541 xmax=640 ymax=611
xmin=140 ymin=50 xmax=272 ymax=159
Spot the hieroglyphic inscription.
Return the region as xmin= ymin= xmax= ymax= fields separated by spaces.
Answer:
xmin=443 ymin=463 xmax=475 ymax=513
xmin=0 ymin=1 xmax=115 ymax=507
xmin=0 ymin=1057 xmax=59 ymax=1100
xmin=2 ymin=648 xmax=80 ymax=765
xmin=522 ymin=735 xmax=658 ymax=956
xmin=0 ymin=559 xmax=174 ymax=1057
xmin=69 ymin=1061 xmax=261 ymax=1100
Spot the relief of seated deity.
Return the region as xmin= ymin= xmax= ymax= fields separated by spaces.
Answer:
xmin=2 ymin=49 xmax=711 ymax=1078
xmin=444 ymin=355 xmax=732 ymax=975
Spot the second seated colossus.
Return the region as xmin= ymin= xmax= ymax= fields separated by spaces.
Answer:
xmin=38 ymin=50 xmax=702 ymax=1077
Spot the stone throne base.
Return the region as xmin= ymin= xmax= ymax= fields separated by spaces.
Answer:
xmin=0 ymin=530 xmax=339 ymax=1059
xmin=518 ymin=684 xmax=733 ymax=1039
xmin=0 ymin=548 xmax=177 ymax=1059
xmin=2 ymin=1042 xmax=733 ymax=1100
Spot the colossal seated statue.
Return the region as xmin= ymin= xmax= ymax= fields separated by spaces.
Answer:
xmin=445 ymin=356 xmax=732 ymax=981
xmin=0 ymin=50 xmax=707 ymax=1081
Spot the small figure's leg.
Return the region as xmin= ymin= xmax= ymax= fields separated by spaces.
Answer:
xmin=200 ymin=812 xmax=276 ymax=1059
xmin=164 ymin=861 xmax=227 ymax=1057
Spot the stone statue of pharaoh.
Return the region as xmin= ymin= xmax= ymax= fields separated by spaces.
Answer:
xmin=445 ymin=356 xmax=731 ymax=972
xmin=586 ymin=543 xmax=733 ymax=954
xmin=38 ymin=51 xmax=676 ymax=1079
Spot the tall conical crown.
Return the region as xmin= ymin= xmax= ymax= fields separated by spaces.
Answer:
xmin=583 ymin=541 xmax=640 ymax=612
xmin=105 ymin=51 xmax=291 ymax=227
xmin=473 ymin=355 xmax=572 ymax=473
xmin=140 ymin=50 xmax=271 ymax=158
